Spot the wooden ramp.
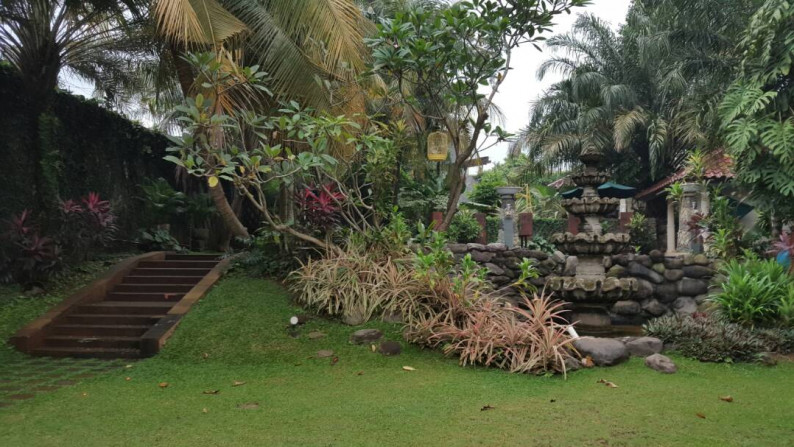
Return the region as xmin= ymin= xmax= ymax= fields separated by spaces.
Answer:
xmin=10 ymin=252 xmax=231 ymax=359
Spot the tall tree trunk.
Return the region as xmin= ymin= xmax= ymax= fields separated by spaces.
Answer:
xmin=438 ymin=160 xmax=466 ymax=231
xmin=209 ymin=181 xmax=249 ymax=238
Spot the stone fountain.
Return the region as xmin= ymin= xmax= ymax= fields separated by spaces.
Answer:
xmin=546 ymin=149 xmax=638 ymax=328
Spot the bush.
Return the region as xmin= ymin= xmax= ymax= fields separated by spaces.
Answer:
xmin=57 ymin=193 xmax=117 ymax=262
xmin=710 ymin=254 xmax=794 ymax=327
xmin=485 ymin=215 xmax=500 ymax=243
xmin=533 ymin=218 xmax=567 ymax=240
xmin=468 ymin=172 xmax=505 ymax=207
xmin=644 ymin=313 xmax=772 ymax=362
xmin=0 ymin=210 xmax=62 ymax=287
xmin=136 ymin=228 xmax=183 ymax=252
xmin=526 ymin=236 xmax=557 ymax=254
xmin=628 ymin=213 xmax=656 ymax=253
xmin=447 ymin=210 xmax=482 ymax=243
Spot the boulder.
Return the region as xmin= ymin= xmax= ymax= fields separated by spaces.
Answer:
xmin=490 ymin=276 xmax=512 ymax=286
xmin=537 ymin=259 xmax=558 ymax=275
xmin=627 ymin=262 xmax=664 ymax=284
xmin=677 ymin=278 xmax=708 ymax=296
xmin=649 ymin=250 xmax=664 ymax=263
xmin=342 ymin=309 xmax=367 ymax=326
xmin=645 ymin=353 xmax=677 ymax=373
xmin=635 ymin=279 xmax=655 ymax=299
xmin=664 ymin=257 xmax=684 ymax=269
xmin=682 ymin=265 xmax=714 ymax=279
xmin=571 ymin=312 xmax=612 ymax=327
xmin=641 ymin=298 xmax=667 ymax=317
xmin=572 ymin=337 xmax=629 ymax=366
xmin=603 ymin=256 xmax=613 ymax=269
xmin=693 ymin=254 xmax=710 ymax=266
xmin=470 ymin=250 xmax=495 ymax=263
xmin=613 ymin=254 xmax=632 ymax=266
xmin=694 ymin=294 xmax=709 ymax=305
xmin=612 ymin=300 xmax=642 ymax=316
xmin=485 ymin=243 xmax=507 ymax=252
xmin=652 ymin=263 xmax=666 ymax=275
xmin=655 ymin=282 xmax=678 ymax=303
xmin=514 ymin=248 xmax=548 ymax=260
xmin=634 ymin=255 xmax=653 ymax=267
xmin=682 ymin=254 xmax=695 ymax=266
xmin=663 ymin=269 xmax=684 ymax=282
xmin=350 ymin=329 xmax=383 ymax=345
xmin=552 ymin=250 xmax=566 ymax=264
xmin=626 ymin=337 xmax=664 ymax=357
xmin=673 ymin=297 xmax=698 ymax=315
xmin=448 ymin=243 xmax=468 ymax=254
xmin=606 ymin=265 xmax=626 ymax=278
xmin=485 ymin=263 xmax=505 ymax=276
xmin=317 ymin=350 xmax=334 ymax=358
xmin=563 ymin=256 xmax=578 ymax=276
xmin=382 ymin=311 xmax=404 ymax=324
xmin=378 ymin=340 xmax=402 ymax=356
xmin=564 ymin=356 xmax=582 ymax=372
xmin=466 ymin=243 xmax=487 ymax=251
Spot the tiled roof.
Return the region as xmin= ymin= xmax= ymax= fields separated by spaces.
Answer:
xmin=635 ymin=150 xmax=735 ymax=200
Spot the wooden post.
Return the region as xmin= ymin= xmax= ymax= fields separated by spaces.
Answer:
xmin=431 ymin=211 xmax=443 ymax=230
xmin=567 ymin=213 xmax=580 ymax=235
xmin=666 ymin=200 xmax=676 ymax=255
xmin=474 ymin=212 xmax=487 ymax=244
xmin=519 ymin=212 xmax=533 ymax=247
xmin=619 ymin=212 xmax=633 ymax=232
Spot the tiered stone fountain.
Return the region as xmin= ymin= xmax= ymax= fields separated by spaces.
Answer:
xmin=546 ymin=149 xmax=638 ymax=328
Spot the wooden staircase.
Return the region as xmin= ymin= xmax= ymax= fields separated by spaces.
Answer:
xmin=11 ymin=253 xmax=227 ymax=359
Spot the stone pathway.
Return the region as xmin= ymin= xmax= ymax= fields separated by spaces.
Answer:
xmin=0 ymin=356 xmax=126 ymax=409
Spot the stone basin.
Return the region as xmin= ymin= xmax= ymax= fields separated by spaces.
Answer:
xmin=545 ymin=275 xmax=638 ymax=302
xmin=561 ymin=197 xmax=620 ymax=216
xmin=550 ymin=232 xmax=631 ymax=255
xmin=571 ymin=172 xmax=610 ymax=187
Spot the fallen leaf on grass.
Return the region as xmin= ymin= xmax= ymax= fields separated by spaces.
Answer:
xmin=81 ymin=392 xmax=88 ymax=397
xmin=203 ymin=390 xmax=220 ymax=395
xmin=159 ymin=382 xmax=169 ymax=389
xmin=581 ymin=356 xmax=595 ymax=368
xmin=237 ymin=402 xmax=259 ymax=410
xmin=696 ymin=413 xmax=706 ymax=419
xmin=202 ymin=353 xmax=210 ymax=359
xmin=331 ymin=356 xmax=339 ymax=365
xmin=308 ymin=331 xmax=326 ymax=340
xmin=124 ymin=364 xmax=133 ymax=369
xmin=370 ymin=344 xmax=377 ymax=352
xmin=596 ymin=379 xmax=618 ymax=388
xmin=402 ymin=366 xmax=416 ymax=371
xmin=719 ymin=396 xmax=734 ymax=403
xmin=125 ymin=377 xmax=131 ymax=381
xmin=481 ymin=405 xmax=495 ymax=411
xmin=232 ymin=381 xmax=246 ymax=387
xmin=202 ymin=408 xmax=209 ymax=414
xmin=317 ymin=350 xmax=334 ymax=358
xmin=356 ymin=371 xmax=364 ymax=376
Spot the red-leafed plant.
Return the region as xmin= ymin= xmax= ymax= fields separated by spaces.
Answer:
xmin=58 ymin=193 xmax=117 ymax=262
xmin=0 ymin=210 xmax=61 ymax=286
xmin=297 ymin=184 xmax=345 ymax=230
xmin=773 ymin=231 xmax=794 ymax=258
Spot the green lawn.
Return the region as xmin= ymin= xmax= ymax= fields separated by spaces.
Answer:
xmin=2 ymin=273 xmax=794 ymax=446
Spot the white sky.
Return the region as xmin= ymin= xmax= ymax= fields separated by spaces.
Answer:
xmin=61 ymin=0 xmax=632 ymax=152
xmin=483 ymin=0 xmax=632 ymax=165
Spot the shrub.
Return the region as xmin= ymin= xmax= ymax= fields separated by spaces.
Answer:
xmin=447 ymin=210 xmax=482 ymax=243
xmin=58 ymin=192 xmax=117 ymax=262
xmin=526 ymin=236 xmax=557 ymax=254
xmin=140 ymin=178 xmax=186 ymax=225
xmin=468 ymin=172 xmax=505 ymax=207
xmin=644 ymin=313 xmax=772 ymax=362
xmin=0 ymin=210 xmax=62 ymax=286
xmin=136 ymin=228 xmax=183 ymax=252
xmin=710 ymin=254 xmax=794 ymax=327
xmin=628 ymin=213 xmax=656 ymax=253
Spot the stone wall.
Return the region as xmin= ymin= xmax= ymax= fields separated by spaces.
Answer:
xmin=448 ymin=243 xmax=715 ymax=325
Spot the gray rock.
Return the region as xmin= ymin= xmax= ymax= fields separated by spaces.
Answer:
xmin=626 ymin=337 xmax=663 ymax=357
xmin=649 ymin=250 xmax=664 ymax=263
xmin=677 ymin=278 xmax=708 ymax=296
xmin=664 ymin=269 xmax=684 ymax=282
xmin=466 ymin=243 xmax=487 ymax=251
xmin=448 ymin=243 xmax=468 ymax=254
xmin=513 ymin=248 xmax=548 ymax=260
xmin=655 ymin=282 xmax=678 ymax=303
xmin=317 ymin=350 xmax=334 ymax=358
xmin=642 ymin=299 xmax=667 ymax=317
xmin=572 ymin=337 xmax=629 ymax=366
xmin=693 ymin=254 xmax=710 ymax=266
xmin=645 ymin=353 xmax=677 ymax=373
xmin=537 ymin=259 xmax=558 ymax=275
xmin=694 ymin=294 xmax=709 ymax=305
xmin=382 ymin=311 xmax=404 ymax=324
xmin=613 ymin=254 xmax=632 ymax=266
xmin=627 ymin=262 xmax=664 ymax=284
xmin=342 ymin=309 xmax=367 ymax=326
xmin=664 ymin=257 xmax=684 ymax=269
xmin=603 ymin=256 xmax=613 ymax=269
xmin=607 ymin=265 xmax=626 ymax=278
xmin=673 ymin=297 xmax=698 ymax=315
xmin=635 ymin=255 xmax=653 ymax=267
xmin=682 ymin=265 xmax=714 ymax=278
xmin=485 ymin=263 xmax=505 ymax=276
xmin=563 ymin=256 xmax=578 ymax=276
xmin=652 ymin=263 xmax=666 ymax=275
xmin=564 ymin=356 xmax=582 ymax=372
xmin=612 ymin=300 xmax=642 ymax=316
xmin=636 ymin=279 xmax=655 ymax=299
xmin=378 ymin=340 xmax=402 ymax=356
xmin=552 ymin=250 xmax=566 ymax=264
xmin=683 ymin=254 xmax=695 ymax=266
xmin=503 ymin=258 xmax=520 ymax=269
xmin=350 ymin=329 xmax=383 ymax=344
xmin=571 ymin=312 xmax=613 ymax=327
xmin=485 ymin=243 xmax=507 ymax=252
xmin=490 ymin=275 xmax=512 ymax=285
xmin=470 ymin=250 xmax=495 ymax=263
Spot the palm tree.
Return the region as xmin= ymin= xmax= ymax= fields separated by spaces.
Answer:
xmin=153 ymin=0 xmax=374 ymax=238
xmin=0 ymin=0 xmax=149 ymax=213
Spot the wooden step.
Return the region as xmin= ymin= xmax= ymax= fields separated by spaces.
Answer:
xmin=113 ymin=284 xmax=195 ymax=294
xmin=50 ymin=324 xmax=151 ymax=337
xmin=31 ymin=346 xmax=141 ymax=359
xmin=138 ymin=260 xmax=218 ymax=269
xmin=122 ymin=276 xmax=203 ymax=285
xmin=130 ymin=268 xmax=211 ymax=277
xmin=165 ymin=253 xmax=223 ymax=261
xmin=64 ymin=314 xmax=165 ymax=326
xmin=76 ymin=301 xmax=175 ymax=315
xmin=106 ymin=292 xmax=185 ymax=302
xmin=44 ymin=335 xmax=141 ymax=349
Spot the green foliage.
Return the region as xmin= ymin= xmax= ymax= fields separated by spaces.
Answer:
xmin=397 ymin=172 xmax=448 ymax=224
xmin=719 ymin=1 xmax=794 ymax=218
xmin=135 ymin=228 xmax=183 ymax=252
xmin=446 ymin=210 xmax=482 ymax=243
xmin=533 ymin=218 xmax=567 ymax=240
xmin=644 ymin=314 xmax=776 ymax=362
xmin=710 ymin=254 xmax=794 ymax=328
xmin=526 ymin=236 xmax=557 ymax=255
xmin=185 ymin=193 xmax=217 ymax=229
xmin=629 ymin=213 xmax=656 ymax=253
xmin=468 ymin=172 xmax=506 ymax=207
xmin=139 ymin=178 xmax=186 ymax=225
xmin=485 ymin=215 xmax=500 ymax=243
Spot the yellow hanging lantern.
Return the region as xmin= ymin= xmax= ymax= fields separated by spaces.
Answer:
xmin=427 ymin=131 xmax=449 ymax=161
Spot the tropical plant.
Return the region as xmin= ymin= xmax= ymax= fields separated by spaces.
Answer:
xmin=0 ymin=210 xmax=62 ymax=286
xmin=628 ymin=213 xmax=656 ymax=253
xmin=139 ymin=178 xmax=186 ymax=226
xmin=368 ymin=0 xmax=587 ymax=230
xmin=57 ymin=193 xmax=117 ymax=262
xmin=297 ymin=184 xmax=346 ymax=231
xmin=468 ymin=172 xmax=506 ymax=208
xmin=447 ymin=210 xmax=481 ymax=244
xmin=664 ymin=182 xmax=684 ymax=204
xmin=135 ymin=227 xmax=183 ymax=252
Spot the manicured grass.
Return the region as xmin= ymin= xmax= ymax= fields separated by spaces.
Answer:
xmin=2 ymin=274 xmax=794 ymax=446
